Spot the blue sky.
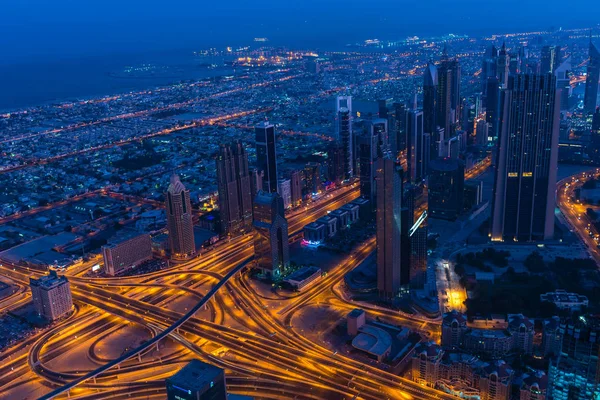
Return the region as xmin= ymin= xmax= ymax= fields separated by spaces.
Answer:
xmin=1 ymin=0 xmax=599 ymax=63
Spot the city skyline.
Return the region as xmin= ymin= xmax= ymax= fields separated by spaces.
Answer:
xmin=1 ymin=12 xmax=600 ymax=400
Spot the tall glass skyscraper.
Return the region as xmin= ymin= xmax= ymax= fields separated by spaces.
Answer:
xmin=165 ymin=174 xmax=196 ymax=259
xmin=376 ymin=157 xmax=405 ymax=299
xmin=335 ymin=95 xmax=354 ymax=180
xmin=253 ymin=191 xmax=290 ymax=278
xmin=255 ymin=121 xmax=279 ymax=194
xmin=490 ymin=74 xmax=560 ymax=242
xmin=216 ymin=141 xmax=253 ymax=236
xmin=584 ymin=40 xmax=600 ymax=113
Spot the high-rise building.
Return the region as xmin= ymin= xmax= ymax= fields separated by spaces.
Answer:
xmin=584 ymin=40 xmax=600 ymax=113
xmin=497 ymin=43 xmax=510 ymax=88
xmin=376 ymin=157 xmax=405 ymax=299
xmin=335 ymin=95 xmax=354 ymax=179
xmin=593 ymin=107 xmax=600 ymax=134
xmin=555 ymin=56 xmax=572 ymax=111
xmin=253 ymin=191 xmax=290 ymax=278
xmin=392 ymin=102 xmax=407 ymax=154
xmin=278 ymin=178 xmax=292 ymax=209
xmin=102 ymin=232 xmax=152 ymax=276
xmin=166 ymin=174 xmax=196 ymax=259
xmin=482 ymin=45 xmax=499 ymax=96
xmin=366 ymin=118 xmax=389 ymax=157
xmin=166 ymin=359 xmax=227 ymax=400
xmin=30 ymin=270 xmax=73 ymax=321
xmin=541 ymin=45 xmax=562 ymax=75
xmin=215 ymin=142 xmax=253 ymax=236
xmin=255 ymin=121 xmax=279 ymax=193
xmin=547 ymin=316 xmax=600 ymax=400
xmin=290 ymin=170 xmax=303 ymax=206
xmin=476 ymin=119 xmax=490 ymax=147
xmin=303 ymin=162 xmax=321 ymax=196
xmin=428 ymin=158 xmax=464 ymax=221
xmin=406 ymin=109 xmax=429 ymax=182
xmin=423 ymin=62 xmax=438 ymax=136
xmin=490 ymin=74 xmax=560 ymax=242
xmin=327 ymin=142 xmax=344 ymax=185
xmin=249 ymin=168 xmax=264 ymax=198
xmin=357 ymin=130 xmax=379 ymax=209
xmin=486 ymin=77 xmax=502 ymax=142
xmin=439 ymin=47 xmax=462 ymax=128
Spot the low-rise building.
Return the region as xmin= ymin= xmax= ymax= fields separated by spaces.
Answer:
xmin=540 ymin=290 xmax=589 ymax=311
xmin=317 ymin=215 xmax=338 ymax=238
xmin=303 ymin=222 xmax=326 ymax=245
xmin=284 ymin=266 xmax=321 ymax=291
xmin=347 ymin=308 xmax=366 ymax=336
xmin=102 ymin=231 xmax=152 ymax=276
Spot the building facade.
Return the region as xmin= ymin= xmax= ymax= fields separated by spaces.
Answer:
xmin=255 ymin=121 xmax=279 ymax=194
xmin=166 ymin=174 xmax=196 ymax=260
xmin=102 ymin=232 xmax=152 ymax=276
xmin=253 ymin=191 xmax=290 ymax=278
xmin=30 ymin=270 xmax=73 ymax=321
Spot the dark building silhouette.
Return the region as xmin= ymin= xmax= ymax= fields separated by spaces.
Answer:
xmin=491 ymin=74 xmax=560 ymax=242
xmin=541 ymin=45 xmax=562 ymax=75
xmin=486 ymin=77 xmax=502 ymax=142
xmin=357 ymin=130 xmax=379 ymax=209
xmin=406 ymin=108 xmax=429 ymax=183
xmin=584 ymin=40 xmax=600 ymax=113
xmin=392 ymin=102 xmax=407 ymax=154
xmin=166 ymin=174 xmax=196 ymax=260
xmin=216 ymin=142 xmax=253 ymax=236
xmin=253 ymin=191 xmax=290 ymax=278
xmin=327 ymin=142 xmax=345 ymax=185
xmin=423 ymin=62 xmax=438 ymax=137
xmin=497 ymin=43 xmax=510 ymax=88
xmin=335 ymin=95 xmax=354 ymax=179
xmin=376 ymin=157 xmax=406 ymax=299
xmin=428 ymin=158 xmax=465 ymax=221
xmin=255 ymin=121 xmax=279 ymax=194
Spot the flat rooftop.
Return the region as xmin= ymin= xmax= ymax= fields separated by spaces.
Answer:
xmin=352 ymin=324 xmax=392 ymax=357
xmin=167 ymin=360 xmax=224 ymax=392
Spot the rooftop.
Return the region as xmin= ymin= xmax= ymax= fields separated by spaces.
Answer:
xmin=167 ymin=360 xmax=224 ymax=392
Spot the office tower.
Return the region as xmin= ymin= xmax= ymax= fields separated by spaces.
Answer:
xmin=490 ymin=74 xmax=560 ymax=242
xmin=253 ymin=191 xmax=290 ymax=278
xmin=327 ymin=142 xmax=344 ymax=185
xmin=357 ymin=130 xmax=379 ymax=209
xmin=102 ymin=232 xmax=152 ymax=276
xmin=436 ymin=60 xmax=453 ymax=140
xmin=378 ymin=98 xmax=390 ymax=118
xmin=486 ymin=77 xmax=502 ymax=142
xmin=541 ymin=45 xmax=561 ymax=75
xmin=497 ymin=43 xmax=510 ymax=87
xmin=166 ymin=359 xmax=227 ymax=400
xmin=303 ymin=162 xmax=321 ymax=195
xmin=30 ymin=270 xmax=73 ymax=321
xmin=166 ymin=174 xmax=196 ymax=259
xmin=290 ymin=170 xmax=303 ymax=206
xmin=249 ymin=168 xmax=264 ymax=198
xmin=440 ymin=47 xmax=462 ymax=127
xmin=482 ymin=45 xmax=499 ymax=96
xmin=428 ymin=158 xmax=464 ymax=221
xmin=278 ymin=178 xmax=292 ymax=209
xmin=392 ymin=102 xmax=407 ymax=154
xmin=584 ymin=40 xmax=600 ymax=113
xmin=255 ymin=121 xmax=278 ymax=193
xmin=335 ymin=95 xmax=354 ymax=179
xmin=402 ymin=185 xmax=428 ymax=289
xmin=366 ymin=118 xmax=389 ymax=157
xmin=555 ymin=56 xmax=572 ymax=111
xmin=509 ymin=51 xmax=520 ymax=75
xmin=406 ymin=108 xmax=429 ymax=182
xmin=547 ymin=317 xmax=600 ymax=400
xmin=476 ymin=119 xmax=490 ymax=147
xmin=375 ymin=157 xmax=405 ymax=299
xmin=423 ymin=62 xmax=438 ymax=136
xmin=216 ymin=142 xmax=253 ymax=236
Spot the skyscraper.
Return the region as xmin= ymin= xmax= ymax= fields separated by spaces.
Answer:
xmin=406 ymin=108 xmax=429 ymax=182
xmin=391 ymin=102 xmax=407 ymax=155
xmin=366 ymin=118 xmax=389 ymax=157
xmin=541 ymin=45 xmax=562 ymax=75
xmin=481 ymin=45 xmax=498 ymax=96
xmin=253 ymin=191 xmax=290 ymax=278
xmin=423 ymin=62 xmax=438 ymax=136
xmin=166 ymin=174 xmax=196 ymax=259
xmin=289 ymin=169 xmax=303 ymax=206
xmin=439 ymin=47 xmax=462 ymax=129
xmin=357 ymin=129 xmax=379 ymax=208
xmin=335 ymin=95 xmax=354 ymax=179
xmin=486 ymin=77 xmax=502 ymax=142
xmin=491 ymin=74 xmax=560 ymax=242
xmin=584 ymin=40 xmax=600 ymax=113
xmin=216 ymin=142 xmax=253 ymax=236
xmin=428 ymin=158 xmax=465 ymax=221
xmin=376 ymin=157 xmax=405 ymax=299
xmin=497 ymin=43 xmax=510 ymax=88
xmin=255 ymin=121 xmax=279 ymax=193
xmin=327 ymin=142 xmax=344 ymax=185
